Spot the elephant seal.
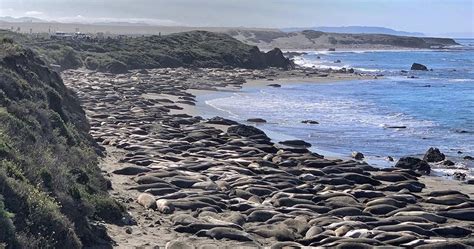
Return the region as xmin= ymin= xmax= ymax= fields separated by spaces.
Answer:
xmin=137 ymin=193 xmax=156 ymax=209
xmin=431 ymin=226 xmax=472 ymax=238
xmin=112 ymin=166 xmax=151 ymax=175
xmin=156 ymin=199 xmax=175 ymax=214
xmin=437 ymin=208 xmax=474 ymax=221
xmin=198 ymin=227 xmax=254 ymax=242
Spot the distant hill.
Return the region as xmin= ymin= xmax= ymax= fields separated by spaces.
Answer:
xmin=282 ymin=26 xmax=424 ymax=37
xmin=227 ymin=29 xmax=458 ymax=50
xmin=0 ymin=16 xmax=46 ymax=23
xmin=9 ymin=30 xmax=292 ymax=73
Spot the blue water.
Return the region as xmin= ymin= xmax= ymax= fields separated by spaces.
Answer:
xmin=197 ymin=39 xmax=474 ymax=172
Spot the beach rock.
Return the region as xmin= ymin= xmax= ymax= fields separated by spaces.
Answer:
xmin=247 ymin=118 xmax=267 ymax=123
xmin=351 ymin=151 xmax=364 ymax=160
xmin=423 ymin=147 xmax=445 ymax=162
xmin=411 ymin=63 xmax=428 ymax=71
xmin=279 ymin=140 xmax=312 ymax=148
xmin=395 ymin=157 xmax=431 ymax=175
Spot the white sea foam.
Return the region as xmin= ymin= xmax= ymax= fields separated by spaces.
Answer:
xmin=449 ymin=78 xmax=472 ymax=82
xmin=293 ymin=55 xmax=380 ymax=73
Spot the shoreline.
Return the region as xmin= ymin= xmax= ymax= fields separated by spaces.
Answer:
xmin=61 ymin=67 xmax=474 ymax=248
xmin=188 ymin=74 xmax=474 ymax=182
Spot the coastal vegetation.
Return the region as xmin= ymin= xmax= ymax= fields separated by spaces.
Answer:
xmin=2 ymin=30 xmax=293 ymax=73
xmin=228 ymin=29 xmax=459 ymax=50
xmin=0 ymin=35 xmax=122 ymax=248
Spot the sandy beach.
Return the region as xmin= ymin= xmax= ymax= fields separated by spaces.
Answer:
xmin=60 ymin=67 xmax=474 ymax=248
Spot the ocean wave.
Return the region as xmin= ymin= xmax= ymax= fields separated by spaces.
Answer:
xmin=205 ymin=98 xmax=241 ymax=119
xmin=449 ymin=78 xmax=472 ymax=82
xmin=293 ymin=55 xmax=381 ymax=73
xmin=206 ymin=90 xmax=435 ymax=132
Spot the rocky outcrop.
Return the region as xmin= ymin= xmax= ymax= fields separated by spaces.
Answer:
xmin=395 ymin=157 xmax=431 ymax=175
xmin=423 ymin=147 xmax=446 ymax=162
xmin=263 ymin=48 xmax=294 ymax=69
xmin=411 ymin=63 xmax=428 ymax=71
xmin=352 ymin=151 xmax=365 ymax=160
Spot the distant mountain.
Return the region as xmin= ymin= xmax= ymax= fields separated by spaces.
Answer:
xmin=89 ymin=21 xmax=151 ymax=27
xmin=281 ymin=26 xmax=425 ymax=37
xmin=0 ymin=16 xmax=47 ymax=23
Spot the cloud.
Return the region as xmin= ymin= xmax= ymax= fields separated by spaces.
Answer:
xmin=25 ymin=10 xmax=44 ymax=16
xmin=52 ymin=15 xmax=181 ymax=26
xmin=0 ymin=8 xmax=16 ymax=16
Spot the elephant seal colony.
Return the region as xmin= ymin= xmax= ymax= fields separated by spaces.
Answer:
xmin=62 ymin=67 xmax=474 ymax=248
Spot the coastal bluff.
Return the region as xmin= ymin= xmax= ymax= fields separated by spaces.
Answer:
xmin=0 ymin=37 xmax=122 ymax=248
xmin=5 ymin=30 xmax=294 ymax=73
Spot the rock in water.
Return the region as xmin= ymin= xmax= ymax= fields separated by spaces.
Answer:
xmin=395 ymin=157 xmax=431 ymax=175
xmin=411 ymin=63 xmax=428 ymax=71
xmin=464 ymin=155 xmax=474 ymax=160
xmin=352 ymin=151 xmax=365 ymax=160
xmin=301 ymin=120 xmax=319 ymax=124
xmin=423 ymin=147 xmax=445 ymax=162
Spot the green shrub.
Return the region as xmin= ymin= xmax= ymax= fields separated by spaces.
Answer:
xmin=0 ymin=195 xmax=16 ymax=247
xmin=0 ymin=33 xmax=123 ymax=247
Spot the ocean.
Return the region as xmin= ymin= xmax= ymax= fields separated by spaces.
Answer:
xmin=196 ymin=39 xmax=474 ymax=177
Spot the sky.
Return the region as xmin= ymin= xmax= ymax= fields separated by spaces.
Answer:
xmin=0 ymin=0 xmax=473 ymax=35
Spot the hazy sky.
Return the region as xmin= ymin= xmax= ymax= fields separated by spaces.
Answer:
xmin=1 ymin=0 xmax=473 ymax=34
